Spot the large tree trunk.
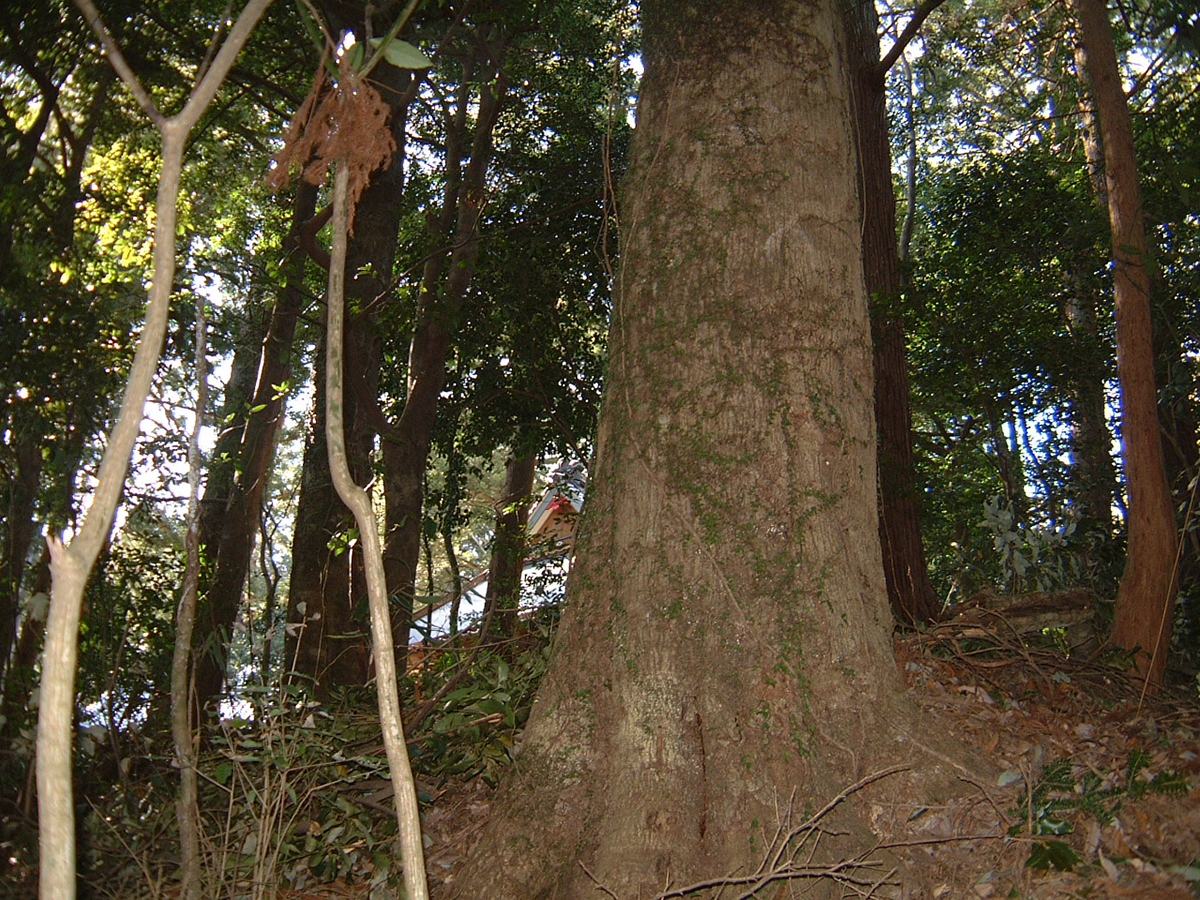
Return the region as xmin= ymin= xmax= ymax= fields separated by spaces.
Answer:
xmin=191 ymin=182 xmax=318 ymax=712
xmin=381 ymin=45 xmax=507 ymax=657
xmin=1074 ymin=0 xmax=1178 ymax=687
xmin=449 ymin=3 xmax=961 ymax=897
xmin=285 ymin=60 xmax=411 ymax=698
xmin=847 ymin=0 xmax=939 ymax=625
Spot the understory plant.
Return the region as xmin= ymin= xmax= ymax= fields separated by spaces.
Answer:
xmin=1005 ymin=749 xmax=1188 ymax=872
xmin=71 ymin=608 xmax=558 ymax=899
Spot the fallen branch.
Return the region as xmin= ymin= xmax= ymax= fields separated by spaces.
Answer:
xmin=579 ymin=766 xmax=910 ymax=900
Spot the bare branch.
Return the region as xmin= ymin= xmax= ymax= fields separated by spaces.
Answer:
xmin=876 ymin=0 xmax=948 ymax=77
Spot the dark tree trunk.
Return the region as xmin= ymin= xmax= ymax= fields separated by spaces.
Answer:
xmin=286 ymin=323 xmax=378 ymax=696
xmin=0 ymin=552 xmax=49 ymax=753
xmin=0 ymin=422 xmax=87 ymax=749
xmin=1074 ymin=0 xmax=1178 ymax=688
xmin=190 ymin=181 xmax=318 ymax=712
xmin=1063 ymin=273 xmax=1116 ymax=531
xmin=381 ymin=45 xmax=508 ymax=658
xmin=285 ymin=60 xmax=412 ymax=697
xmin=0 ymin=419 xmax=45 ymax=684
xmin=847 ymin=0 xmax=939 ymax=625
xmin=482 ymin=450 xmax=536 ymax=643
xmin=449 ymin=3 xmax=966 ymax=897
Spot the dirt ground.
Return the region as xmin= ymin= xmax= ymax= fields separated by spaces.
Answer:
xmin=417 ymin=633 xmax=1200 ymax=900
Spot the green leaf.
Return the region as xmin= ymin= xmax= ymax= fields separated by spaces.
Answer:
xmin=1169 ymin=864 xmax=1200 ymax=882
xmin=369 ymin=37 xmax=431 ymax=69
xmin=1025 ymin=840 xmax=1080 ymax=872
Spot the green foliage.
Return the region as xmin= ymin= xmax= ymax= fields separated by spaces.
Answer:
xmin=65 ymin=607 xmax=561 ymax=897
xmin=413 ymin=607 xmax=558 ymax=784
xmin=1005 ymin=751 xmax=1188 ymax=871
xmin=78 ymin=505 xmax=185 ymax=734
xmin=952 ymin=497 xmax=1088 ymax=596
xmin=368 ymin=37 xmax=432 ymax=71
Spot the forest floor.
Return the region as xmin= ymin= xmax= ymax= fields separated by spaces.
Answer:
xmin=414 ymin=631 xmax=1200 ymax=900
xmin=14 ymin=615 xmax=1196 ymax=900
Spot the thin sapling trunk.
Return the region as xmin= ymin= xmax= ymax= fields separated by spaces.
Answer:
xmin=37 ymin=4 xmax=272 ymax=898
xmin=323 ymin=162 xmax=428 ymax=900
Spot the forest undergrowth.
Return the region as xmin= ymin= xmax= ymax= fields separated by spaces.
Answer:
xmin=3 ymin=601 xmax=1199 ymax=900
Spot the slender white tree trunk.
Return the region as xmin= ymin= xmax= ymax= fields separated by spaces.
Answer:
xmin=37 ymin=5 xmax=273 ymax=897
xmin=323 ymin=162 xmax=428 ymax=900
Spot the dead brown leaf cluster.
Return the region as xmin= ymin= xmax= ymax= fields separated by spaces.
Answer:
xmin=266 ymin=60 xmax=396 ymax=232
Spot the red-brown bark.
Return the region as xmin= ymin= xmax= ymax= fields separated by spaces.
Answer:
xmin=1074 ymin=0 xmax=1178 ymax=688
xmin=847 ymin=0 xmax=939 ymax=624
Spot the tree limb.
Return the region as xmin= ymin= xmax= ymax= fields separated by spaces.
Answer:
xmin=876 ymin=0 xmax=948 ymax=78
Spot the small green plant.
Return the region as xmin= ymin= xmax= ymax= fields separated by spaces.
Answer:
xmin=415 ymin=613 xmax=556 ymax=784
xmin=981 ymin=497 xmax=1082 ymax=594
xmin=1005 ymin=750 xmax=1188 ymax=871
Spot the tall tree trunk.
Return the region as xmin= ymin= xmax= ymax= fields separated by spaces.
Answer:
xmin=190 ymin=305 xmax=268 ymax=707
xmin=847 ymin=0 xmax=939 ymax=625
xmin=1067 ymin=54 xmax=1119 ymax=537
xmin=1074 ymin=0 xmax=1178 ymax=688
xmin=191 ymin=181 xmax=317 ymax=712
xmin=450 ymin=3 xmax=966 ymax=896
xmin=483 ymin=450 xmax=537 ymax=643
xmin=285 ymin=320 xmax=378 ymax=696
xmin=381 ymin=45 xmax=508 ymax=658
xmin=285 ymin=60 xmax=411 ymax=698
xmin=0 ymin=418 xmax=45 ymax=682
xmin=1063 ymin=270 xmax=1116 ymax=530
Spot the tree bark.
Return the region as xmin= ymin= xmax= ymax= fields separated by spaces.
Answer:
xmin=1073 ymin=0 xmax=1178 ymax=688
xmin=286 ymin=59 xmax=411 ymax=698
xmin=381 ymin=44 xmax=507 ymax=657
xmin=191 ymin=181 xmax=317 ymax=712
xmin=847 ymin=0 xmax=939 ymax=625
xmin=449 ymin=3 xmax=964 ymax=896
xmin=285 ymin=324 xmax=376 ymax=696
xmin=482 ymin=450 xmax=537 ymax=643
